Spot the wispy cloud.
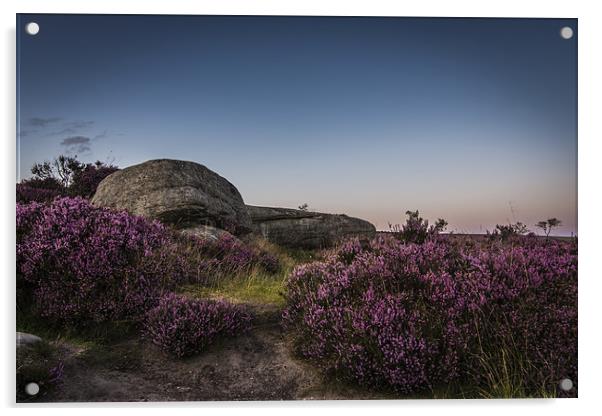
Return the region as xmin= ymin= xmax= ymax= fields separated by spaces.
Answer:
xmin=47 ymin=127 xmax=77 ymax=136
xmin=60 ymin=136 xmax=90 ymax=146
xmin=28 ymin=117 xmax=62 ymax=127
xmin=93 ymin=130 xmax=108 ymax=140
xmin=46 ymin=120 xmax=95 ymax=137
xmin=23 ymin=117 xmax=96 ymax=137
xmin=60 ymin=136 xmax=92 ymax=155
xmin=24 ymin=116 xmax=112 ymax=156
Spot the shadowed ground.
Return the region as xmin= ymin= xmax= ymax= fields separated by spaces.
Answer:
xmin=39 ymin=303 xmax=393 ymax=402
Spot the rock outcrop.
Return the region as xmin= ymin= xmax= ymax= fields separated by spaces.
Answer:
xmin=246 ymin=205 xmax=376 ymax=249
xmin=92 ymin=159 xmax=252 ymax=235
xmin=179 ymin=224 xmax=235 ymax=242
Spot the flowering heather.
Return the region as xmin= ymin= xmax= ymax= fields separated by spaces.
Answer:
xmin=179 ymin=233 xmax=281 ymax=284
xmin=144 ymin=293 xmax=252 ymax=357
xmin=257 ymin=251 xmax=281 ymax=274
xmin=16 ymin=197 xmax=279 ymax=326
xmin=283 ymin=235 xmax=577 ymax=396
xmin=16 ymin=197 xmax=184 ymax=324
xmin=48 ymin=360 xmax=65 ymax=385
xmin=16 ymin=178 xmax=65 ymax=203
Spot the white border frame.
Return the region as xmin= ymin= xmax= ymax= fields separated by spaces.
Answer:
xmin=2 ymin=1 xmax=600 ymax=415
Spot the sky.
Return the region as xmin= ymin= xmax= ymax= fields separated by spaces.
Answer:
xmin=16 ymin=15 xmax=577 ymax=235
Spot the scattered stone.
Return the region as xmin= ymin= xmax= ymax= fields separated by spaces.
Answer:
xmin=179 ymin=225 xmax=234 ymax=242
xmin=16 ymin=332 xmax=42 ymax=348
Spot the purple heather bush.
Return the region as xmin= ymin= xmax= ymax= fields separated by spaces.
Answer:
xmin=16 ymin=178 xmax=65 ymax=203
xmin=16 ymin=197 xmax=186 ymax=324
xmin=16 ymin=197 xmax=279 ymax=326
xmin=178 ymin=233 xmax=281 ymax=285
xmin=257 ymin=250 xmax=281 ymax=274
xmin=389 ymin=210 xmax=448 ymax=244
xmin=282 ymin=235 xmax=577 ymax=396
xmin=144 ymin=293 xmax=252 ymax=357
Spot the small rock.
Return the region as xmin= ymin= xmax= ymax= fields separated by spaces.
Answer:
xmin=180 ymin=224 xmax=234 ymax=242
xmin=16 ymin=332 xmax=42 ymax=347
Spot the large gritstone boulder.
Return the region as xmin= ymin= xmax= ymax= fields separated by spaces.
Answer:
xmin=91 ymin=159 xmax=252 ymax=235
xmin=246 ymin=205 xmax=376 ymax=249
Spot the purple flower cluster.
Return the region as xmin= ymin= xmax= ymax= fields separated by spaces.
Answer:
xmin=197 ymin=233 xmax=258 ymax=271
xmin=258 ymin=251 xmax=281 ymax=274
xmin=143 ymin=293 xmax=252 ymax=357
xmin=16 ymin=178 xmax=65 ymax=203
xmin=16 ymin=197 xmax=185 ymax=324
xmin=181 ymin=233 xmax=280 ymax=284
xmin=282 ymin=235 xmax=577 ymax=396
xmin=16 ymin=197 xmax=278 ymax=327
xmin=48 ymin=360 xmax=65 ymax=385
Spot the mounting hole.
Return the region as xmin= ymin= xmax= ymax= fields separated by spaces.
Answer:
xmin=25 ymin=22 xmax=40 ymax=36
xmin=559 ymin=378 xmax=573 ymax=391
xmin=560 ymin=26 xmax=573 ymax=40
xmin=25 ymin=382 xmax=40 ymax=396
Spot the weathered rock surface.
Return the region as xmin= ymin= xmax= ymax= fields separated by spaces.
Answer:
xmin=17 ymin=332 xmax=42 ymax=348
xmin=92 ymin=159 xmax=252 ymax=235
xmin=246 ymin=205 xmax=376 ymax=249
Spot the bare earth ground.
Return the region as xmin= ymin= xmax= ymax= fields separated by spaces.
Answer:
xmin=40 ymin=303 xmax=393 ymax=402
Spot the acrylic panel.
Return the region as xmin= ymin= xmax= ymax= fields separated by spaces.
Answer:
xmin=16 ymin=14 xmax=577 ymax=402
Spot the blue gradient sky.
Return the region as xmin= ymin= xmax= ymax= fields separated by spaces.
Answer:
xmin=17 ymin=15 xmax=577 ymax=235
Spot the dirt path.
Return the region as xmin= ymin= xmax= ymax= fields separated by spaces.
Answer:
xmin=43 ymin=305 xmax=390 ymax=402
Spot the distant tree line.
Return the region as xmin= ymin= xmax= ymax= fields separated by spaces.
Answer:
xmin=388 ymin=210 xmax=565 ymax=242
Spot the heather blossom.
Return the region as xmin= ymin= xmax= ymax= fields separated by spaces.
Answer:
xmin=283 ymin=235 xmax=577 ymax=396
xmin=176 ymin=232 xmax=281 ymax=285
xmin=16 ymin=197 xmax=184 ymax=324
xmin=143 ymin=293 xmax=252 ymax=357
xmin=16 ymin=197 xmax=280 ymax=327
